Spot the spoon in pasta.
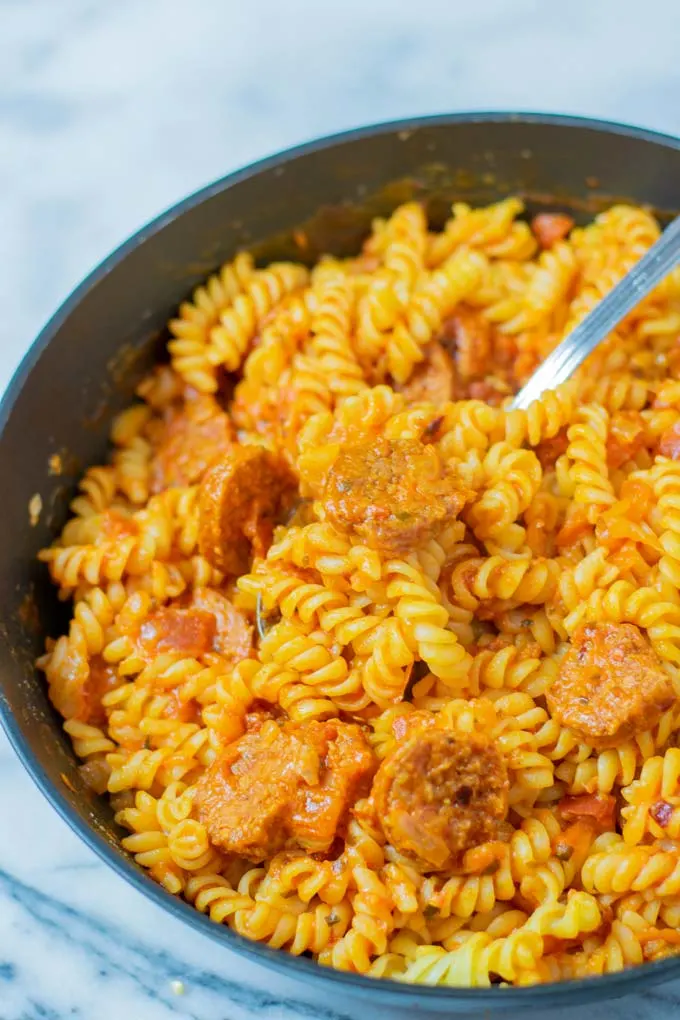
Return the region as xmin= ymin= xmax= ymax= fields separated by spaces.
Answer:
xmin=510 ymin=214 xmax=680 ymax=411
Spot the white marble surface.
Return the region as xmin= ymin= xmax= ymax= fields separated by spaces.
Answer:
xmin=3 ymin=1 xmax=680 ymax=1017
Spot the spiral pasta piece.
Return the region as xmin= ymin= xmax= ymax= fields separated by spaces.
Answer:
xmin=397 ymin=930 xmax=544 ymax=987
xmin=168 ymin=252 xmax=254 ymax=392
xmin=386 ymin=249 xmax=486 ymax=383
xmin=207 ymin=263 xmax=309 ymax=376
xmin=386 ymin=559 xmax=472 ymax=690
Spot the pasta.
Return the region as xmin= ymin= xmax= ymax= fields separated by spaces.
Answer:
xmin=38 ymin=198 xmax=680 ymax=988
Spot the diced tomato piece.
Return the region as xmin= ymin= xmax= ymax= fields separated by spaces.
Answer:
xmin=535 ymin=428 xmax=569 ymax=471
xmin=556 ymin=507 xmax=592 ymax=547
xmin=79 ymin=656 xmax=122 ymax=727
xmin=618 ymin=479 xmax=655 ymax=522
xmin=531 ymin=213 xmax=575 ymax=249
xmin=559 ymin=792 xmax=616 ymax=830
xmin=552 ymin=819 xmax=597 ymax=862
xmin=606 ymin=413 xmax=647 ymax=469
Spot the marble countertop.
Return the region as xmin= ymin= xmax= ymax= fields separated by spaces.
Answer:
xmin=3 ymin=0 xmax=680 ymax=1017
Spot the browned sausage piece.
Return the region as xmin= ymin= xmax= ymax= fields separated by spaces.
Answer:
xmin=439 ymin=306 xmax=492 ymax=382
xmin=189 ymin=587 xmax=253 ymax=662
xmin=150 ymin=395 xmax=233 ymax=493
xmin=371 ymin=729 xmax=509 ymax=870
xmin=125 ymin=591 xmax=251 ymax=666
xmin=196 ymin=719 xmax=376 ymax=862
xmin=323 ymin=437 xmax=471 ymax=555
xmin=547 ymin=622 xmax=676 ymax=748
xmin=198 ymin=445 xmax=297 ymax=575
xmin=395 ymin=341 xmax=455 ymax=405
xmin=139 ymin=607 xmax=216 ymax=658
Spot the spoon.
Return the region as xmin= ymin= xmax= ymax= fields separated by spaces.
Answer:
xmin=510 ymin=214 xmax=680 ymax=411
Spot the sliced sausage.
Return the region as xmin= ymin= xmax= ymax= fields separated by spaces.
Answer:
xmin=547 ymin=622 xmax=675 ymax=748
xmin=150 ymin=395 xmax=233 ymax=493
xmin=439 ymin=306 xmax=492 ymax=382
xmin=371 ymin=728 xmax=509 ymax=870
xmin=323 ymin=437 xmax=470 ymax=555
xmin=198 ymin=445 xmax=297 ymax=575
xmin=196 ymin=719 xmax=376 ymax=862
xmin=139 ymin=607 xmax=216 ymax=659
xmin=531 ymin=213 xmax=575 ymax=249
xmin=189 ymin=587 xmax=252 ymax=661
xmin=395 ymin=341 xmax=455 ymax=404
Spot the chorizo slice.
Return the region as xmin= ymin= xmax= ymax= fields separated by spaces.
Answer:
xmin=323 ymin=437 xmax=471 ymax=555
xmin=189 ymin=587 xmax=253 ymax=661
xmin=395 ymin=341 xmax=455 ymax=405
xmin=198 ymin=445 xmax=297 ymax=575
xmin=439 ymin=306 xmax=492 ymax=382
xmin=150 ymin=395 xmax=233 ymax=493
xmin=139 ymin=607 xmax=217 ymax=659
xmin=196 ymin=719 xmax=376 ymax=862
xmin=371 ymin=728 xmax=509 ymax=870
xmin=128 ymin=592 xmax=252 ymax=665
xmin=547 ymin=622 xmax=675 ymax=748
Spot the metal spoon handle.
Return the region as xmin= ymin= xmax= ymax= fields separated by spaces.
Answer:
xmin=511 ymin=215 xmax=680 ymax=411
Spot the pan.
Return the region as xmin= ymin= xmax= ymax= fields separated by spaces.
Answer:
xmin=2 ymin=112 xmax=680 ymax=1013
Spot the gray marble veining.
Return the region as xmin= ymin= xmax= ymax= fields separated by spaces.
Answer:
xmin=2 ymin=1 xmax=680 ymax=1017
